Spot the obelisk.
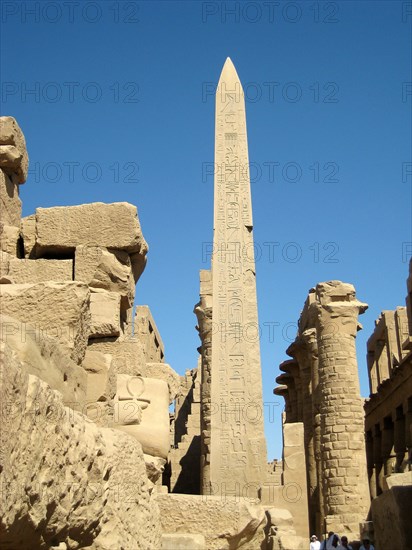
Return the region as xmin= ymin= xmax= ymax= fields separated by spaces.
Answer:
xmin=208 ymin=58 xmax=268 ymax=498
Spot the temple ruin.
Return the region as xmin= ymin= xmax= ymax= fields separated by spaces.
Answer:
xmin=0 ymin=58 xmax=411 ymax=550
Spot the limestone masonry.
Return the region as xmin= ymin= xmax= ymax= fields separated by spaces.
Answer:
xmin=0 ymin=59 xmax=411 ymax=550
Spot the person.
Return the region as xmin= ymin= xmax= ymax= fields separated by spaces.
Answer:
xmin=337 ymin=535 xmax=353 ymax=550
xmin=310 ymin=534 xmax=321 ymax=550
xmin=321 ymin=532 xmax=340 ymax=550
xmin=359 ymin=538 xmax=375 ymax=550
xmin=320 ymin=532 xmax=333 ymax=550
xmin=331 ymin=534 xmax=340 ymax=548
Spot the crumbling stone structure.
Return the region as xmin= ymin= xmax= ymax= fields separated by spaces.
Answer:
xmin=275 ymin=281 xmax=370 ymax=540
xmin=169 ymin=365 xmax=201 ymax=494
xmin=0 ymin=116 xmax=179 ymax=549
xmin=364 ymin=260 xmax=412 ymax=549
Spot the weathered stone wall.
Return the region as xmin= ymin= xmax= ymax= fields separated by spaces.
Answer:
xmin=364 ymin=260 xmax=412 ymax=549
xmin=367 ymin=307 xmax=409 ymax=394
xmin=135 ymin=305 xmax=165 ymax=362
xmin=0 ymin=314 xmax=87 ymax=408
xmin=157 ymin=493 xmax=266 ymax=550
xmin=0 ymin=117 xmax=28 ymax=274
xmin=0 ymin=115 xmax=180 ymax=549
xmin=370 ymin=484 xmax=412 ymax=550
xmin=169 ymin=367 xmax=201 ymax=494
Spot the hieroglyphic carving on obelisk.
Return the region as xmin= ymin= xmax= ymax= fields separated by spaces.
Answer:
xmin=207 ymin=58 xmax=268 ymax=498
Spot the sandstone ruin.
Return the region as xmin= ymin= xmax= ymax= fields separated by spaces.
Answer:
xmin=0 ymin=59 xmax=411 ymax=550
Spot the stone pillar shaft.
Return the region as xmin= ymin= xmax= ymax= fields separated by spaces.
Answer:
xmin=194 ymin=270 xmax=213 ymax=493
xmin=315 ymin=281 xmax=370 ymax=536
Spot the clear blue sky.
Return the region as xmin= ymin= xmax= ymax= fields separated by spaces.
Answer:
xmin=1 ymin=1 xmax=411 ymax=459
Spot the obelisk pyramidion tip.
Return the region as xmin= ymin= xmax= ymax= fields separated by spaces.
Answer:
xmin=219 ymin=57 xmax=240 ymax=83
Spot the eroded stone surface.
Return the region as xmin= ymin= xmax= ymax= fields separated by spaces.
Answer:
xmin=145 ymin=362 xmax=181 ymax=404
xmin=89 ymin=288 xmax=121 ymax=338
xmin=0 ymin=224 xmax=20 ymax=256
xmin=36 ymin=202 xmax=148 ymax=255
xmin=88 ymin=338 xmax=146 ymax=376
xmin=161 ymin=533 xmax=206 ymax=549
xmin=370 ymin=486 xmax=412 ymax=550
xmin=0 ymin=251 xmax=12 ymax=277
xmin=0 ymin=315 xmax=87 ymax=408
xmin=0 ymin=171 xmax=21 ymax=226
xmin=157 ymin=493 xmax=266 ymax=550
xmin=7 ymin=258 xmax=73 ymax=283
xmin=0 ymin=116 xmax=29 ymax=183
xmin=82 ymin=349 xmax=115 ymax=404
xmin=0 ymin=343 xmax=161 ymax=550
xmin=0 ymin=281 xmax=90 ymax=364
xmin=115 ymin=376 xmax=170 ymax=459
xmin=20 ymin=214 xmax=36 ymax=257
xmin=75 ymin=245 xmax=136 ymax=309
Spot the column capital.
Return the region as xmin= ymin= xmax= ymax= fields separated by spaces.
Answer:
xmin=314 ymin=281 xmax=368 ymax=337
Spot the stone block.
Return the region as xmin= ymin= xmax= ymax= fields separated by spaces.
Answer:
xmin=382 ymin=472 xmax=412 ymax=490
xmin=0 ymin=251 xmax=12 ymax=278
xmin=75 ymin=245 xmax=135 ymax=308
xmin=283 ymin=422 xmax=304 ymax=447
xmin=145 ymin=362 xmax=181 ymax=404
xmin=0 ymin=315 xmax=86 ymax=407
xmin=277 ymin=534 xmax=307 ymax=550
xmin=157 ymin=493 xmax=266 ymax=550
xmin=0 ymin=117 xmax=29 ymax=183
xmin=161 ymin=534 xmax=206 ymax=549
xmin=82 ymin=349 xmax=115 ymax=403
xmin=89 ymin=288 xmax=121 ymax=338
xmin=0 ymin=224 xmax=20 ymax=256
xmin=35 ymin=202 xmax=148 ymax=255
xmin=88 ymin=337 xmax=146 ymax=376
xmin=20 ymin=214 xmax=36 ymax=257
xmin=0 ymin=170 xmax=21 ymax=226
xmin=131 ymin=250 xmax=147 ymax=284
xmin=144 ymin=453 xmax=166 ymax=484
xmin=7 ymin=258 xmax=72 ymax=283
xmin=266 ymin=507 xmax=294 ymax=528
xmin=0 ymin=281 xmax=90 ymax=364
xmin=115 ymin=377 xmax=170 ymax=459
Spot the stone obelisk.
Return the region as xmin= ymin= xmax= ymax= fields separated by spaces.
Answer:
xmin=208 ymin=58 xmax=267 ymax=498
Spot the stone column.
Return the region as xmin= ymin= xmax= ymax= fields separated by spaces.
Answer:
xmin=305 ymin=328 xmax=324 ymax=538
xmin=394 ymin=405 xmax=406 ymax=472
xmin=314 ymin=281 xmax=370 ymax=537
xmin=381 ymin=415 xmax=395 ymax=476
xmin=194 ymin=270 xmax=213 ymax=494
xmin=278 ymin=361 xmax=299 ymax=423
xmin=373 ymin=423 xmax=383 ymax=495
xmin=288 ymin=335 xmax=316 ymax=535
xmin=365 ymin=430 xmax=376 ymax=499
